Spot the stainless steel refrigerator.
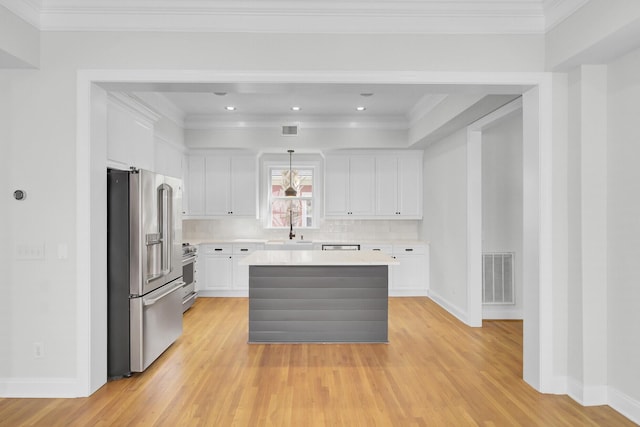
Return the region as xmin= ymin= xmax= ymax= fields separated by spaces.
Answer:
xmin=107 ymin=168 xmax=184 ymax=379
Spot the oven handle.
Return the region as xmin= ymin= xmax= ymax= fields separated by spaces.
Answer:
xmin=143 ymin=281 xmax=184 ymax=306
xmin=182 ymin=254 xmax=197 ymax=264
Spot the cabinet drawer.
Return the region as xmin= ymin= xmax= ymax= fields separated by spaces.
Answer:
xmin=392 ymin=245 xmax=427 ymax=255
xmin=233 ymin=243 xmax=261 ymax=254
xmin=360 ymin=244 xmax=393 ymax=254
xmin=200 ymin=244 xmax=232 ymax=255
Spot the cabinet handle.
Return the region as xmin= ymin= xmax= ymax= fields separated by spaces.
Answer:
xmin=405 ymin=248 xmax=413 ymax=252
xmin=240 ymin=248 xmax=249 ymax=252
xmin=214 ymin=248 xmax=223 ymax=252
xmin=373 ymin=249 xmax=381 ymax=251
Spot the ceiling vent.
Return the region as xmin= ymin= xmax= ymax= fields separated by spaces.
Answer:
xmin=282 ymin=125 xmax=298 ymax=136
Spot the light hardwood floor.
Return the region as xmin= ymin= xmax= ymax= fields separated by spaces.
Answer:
xmin=0 ymin=297 xmax=634 ymax=426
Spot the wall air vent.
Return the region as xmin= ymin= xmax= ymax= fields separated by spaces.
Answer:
xmin=282 ymin=125 xmax=298 ymax=136
xmin=482 ymin=252 xmax=515 ymax=305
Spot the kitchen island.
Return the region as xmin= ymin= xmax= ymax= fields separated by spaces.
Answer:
xmin=240 ymin=250 xmax=398 ymax=343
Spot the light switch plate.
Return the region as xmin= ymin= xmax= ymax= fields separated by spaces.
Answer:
xmin=15 ymin=243 xmax=45 ymax=260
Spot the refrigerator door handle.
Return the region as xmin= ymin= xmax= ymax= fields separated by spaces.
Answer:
xmin=158 ymin=183 xmax=173 ymax=277
xmin=143 ymin=281 xmax=184 ymax=306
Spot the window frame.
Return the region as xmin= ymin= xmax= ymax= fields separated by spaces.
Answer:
xmin=261 ymin=157 xmax=322 ymax=230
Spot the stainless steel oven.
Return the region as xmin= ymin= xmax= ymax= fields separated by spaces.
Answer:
xmin=182 ymin=243 xmax=198 ymax=312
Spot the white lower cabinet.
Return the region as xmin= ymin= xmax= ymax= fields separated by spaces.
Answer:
xmin=361 ymin=243 xmax=429 ymax=296
xmin=197 ymin=243 xmax=263 ymax=296
xmin=392 ymin=244 xmax=429 ymax=296
xmin=199 ymin=244 xmax=233 ymax=292
xmin=232 ymin=243 xmax=262 ymax=292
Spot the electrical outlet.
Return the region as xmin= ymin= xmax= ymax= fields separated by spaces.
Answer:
xmin=34 ymin=342 xmax=44 ymax=359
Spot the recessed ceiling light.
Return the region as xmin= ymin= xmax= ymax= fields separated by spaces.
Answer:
xmin=291 ymin=106 xmax=301 ymax=111
xmin=356 ymin=106 xmax=367 ymax=111
xmin=360 ymin=93 xmax=374 ymax=97
xmin=225 ymin=106 xmax=236 ymax=111
xmin=213 ymin=92 xmax=227 ymax=96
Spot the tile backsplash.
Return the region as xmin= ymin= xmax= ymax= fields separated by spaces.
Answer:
xmin=183 ymin=218 xmax=420 ymax=242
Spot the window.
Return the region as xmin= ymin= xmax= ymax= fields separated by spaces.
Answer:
xmin=268 ymin=166 xmax=314 ymax=228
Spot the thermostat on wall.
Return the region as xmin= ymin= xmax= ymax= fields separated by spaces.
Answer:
xmin=13 ymin=190 xmax=26 ymax=201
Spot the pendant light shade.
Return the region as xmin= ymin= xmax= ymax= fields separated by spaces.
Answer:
xmin=285 ymin=149 xmax=297 ymax=197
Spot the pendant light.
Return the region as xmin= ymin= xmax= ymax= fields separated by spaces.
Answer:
xmin=285 ymin=149 xmax=297 ymax=197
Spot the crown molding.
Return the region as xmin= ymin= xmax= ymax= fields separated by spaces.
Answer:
xmin=409 ymin=94 xmax=448 ymax=127
xmin=107 ymin=92 xmax=161 ymax=126
xmin=8 ymin=0 xmax=550 ymax=34
xmin=543 ymin=0 xmax=590 ymax=31
xmin=1 ymin=0 xmax=589 ymax=35
xmin=0 ymin=0 xmax=41 ymax=27
xmin=131 ymin=92 xmax=186 ymax=128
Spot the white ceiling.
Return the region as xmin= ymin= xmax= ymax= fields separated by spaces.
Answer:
xmin=117 ymin=82 xmax=527 ymax=131
xmin=1 ymin=0 xmax=585 ymax=141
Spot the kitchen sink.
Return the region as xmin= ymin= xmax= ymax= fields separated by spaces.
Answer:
xmin=266 ymin=240 xmax=314 ymax=250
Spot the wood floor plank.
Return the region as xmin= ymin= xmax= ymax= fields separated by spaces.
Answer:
xmin=0 ymin=297 xmax=635 ymax=426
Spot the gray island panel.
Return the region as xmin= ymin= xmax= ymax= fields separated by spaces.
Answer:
xmin=248 ymin=265 xmax=388 ymax=343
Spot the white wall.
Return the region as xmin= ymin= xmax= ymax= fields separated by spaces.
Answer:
xmin=186 ymin=127 xmax=408 ymax=150
xmin=0 ymin=74 xmax=11 ymax=377
xmin=481 ymin=114 xmax=523 ymax=319
xmin=0 ymin=27 xmax=548 ymax=396
xmin=2 ymin=60 xmax=79 ymax=385
xmin=421 ymin=129 xmax=469 ymax=317
xmin=606 ymin=46 xmax=640 ymax=418
xmin=566 ymin=67 xmax=585 ymax=390
xmin=565 ymin=64 xmax=609 ymax=405
xmin=184 ymin=218 xmax=419 ymax=243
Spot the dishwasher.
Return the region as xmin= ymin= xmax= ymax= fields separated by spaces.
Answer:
xmin=321 ymin=244 xmax=360 ymax=251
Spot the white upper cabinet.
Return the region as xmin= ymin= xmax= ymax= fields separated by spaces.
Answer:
xmin=106 ymin=93 xmax=159 ymax=171
xmin=324 ymin=155 xmax=375 ymax=217
xmin=375 ymin=153 xmax=423 ymax=219
xmin=205 ymin=156 xmax=231 ymax=215
xmin=229 ymin=156 xmax=258 ymax=216
xmin=185 ymin=153 xmax=257 ymax=218
xmin=154 ymin=138 xmax=184 ymax=179
xmin=397 ymin=155 xmax=423 ymax=218
xmin=186 ymin=156 xmax=205 ymax=215
xmin=325 ymin=151 xmax=422 ymax=219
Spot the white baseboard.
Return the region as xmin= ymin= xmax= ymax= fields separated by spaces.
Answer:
xmin=0 ymin=377 xmax=81 ymax=398
xmin=389 ymin=289 xmax=429 ymax=297
xmin=427 ymin=289 xmax=470 ymax=325
xmin=482 ymin=306 xmax=523 ymax=320
xmin=567 ymin=377 xmax=608 ymax=406
xmin=609 ymin=386 xmax=640 ymax=425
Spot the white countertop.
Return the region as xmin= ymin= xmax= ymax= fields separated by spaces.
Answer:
xmin=239 ymin=250 xmax=399 ymax=266
xmin=193 ymin=239 xmax=428 ymax=246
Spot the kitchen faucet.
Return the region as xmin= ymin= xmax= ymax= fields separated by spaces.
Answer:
xmin=289 ymin=209 xmax=296 ymax=240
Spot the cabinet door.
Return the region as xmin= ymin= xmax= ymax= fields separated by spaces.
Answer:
xmin=375 ymin=156 xmax=399 ymax=215
xmin=187 ymin=156 xmax=205 ymax=216
xmin=348 ymin=156 xmax=376 ymax=216
xmin=392 ymin=255 xmax=420 ymax=290
xmin=397 ymin=156 xmax=422 ymax=218
xmin=232 ymin=255 xmax=249 ymax=291
xmin=391 ymin=245 xmax=428 ymax=294
xmin=107 ymin=100 xmax=155 ymax=171
xmin=205 ymin=156 xmax=231 ymax=215
xmin=230 ymin=156 xmax=257 ymax=216
xmin=203 ymin=255 xmax=233 ymax=290
xmin=324 ymin=156 xmax=350 ymax=216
